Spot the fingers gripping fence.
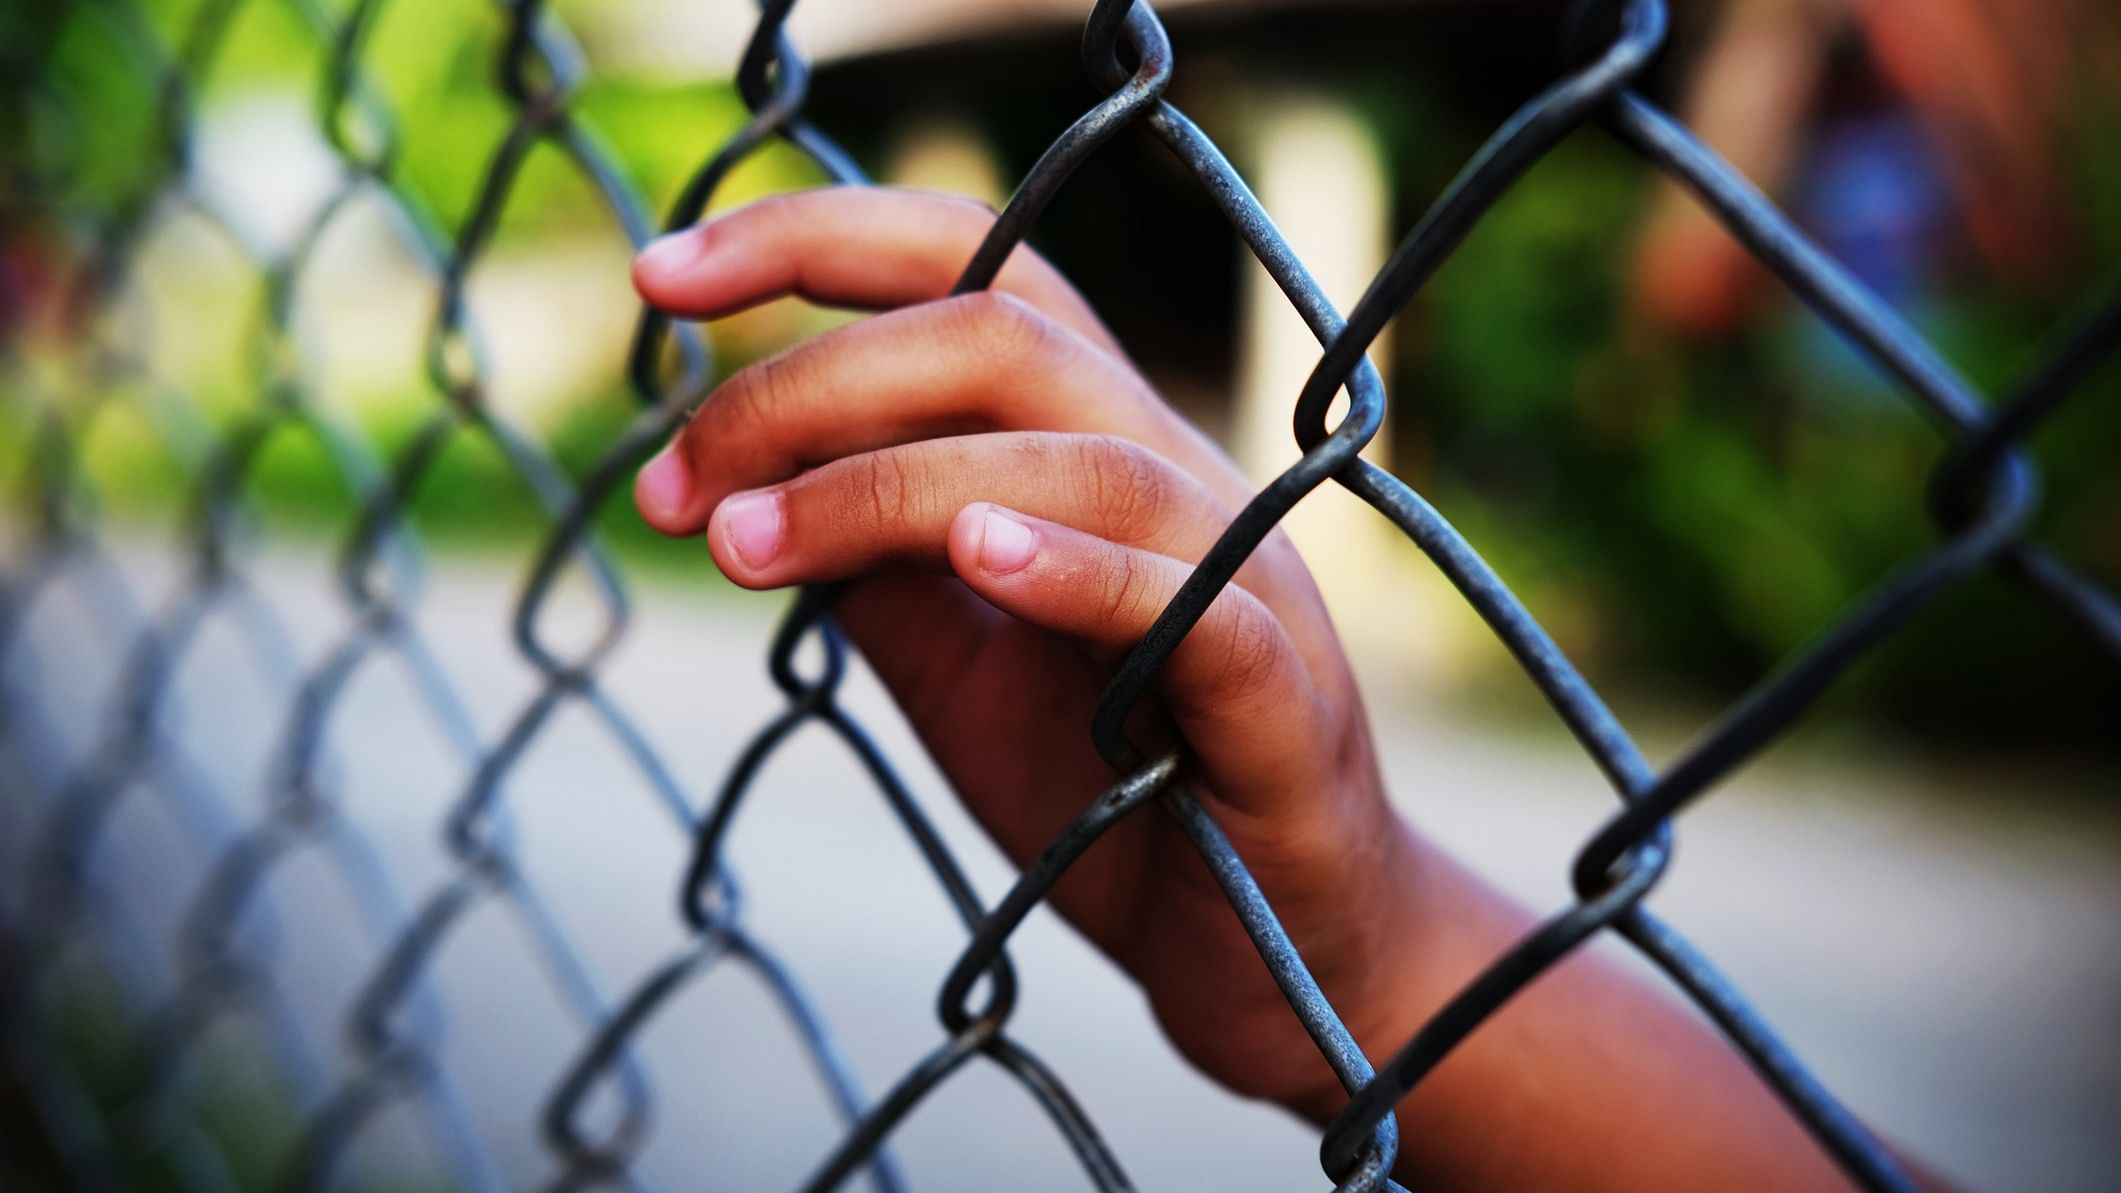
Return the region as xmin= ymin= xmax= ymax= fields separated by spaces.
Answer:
xmin=0 ymin=0 xmax=2115 ymax=1190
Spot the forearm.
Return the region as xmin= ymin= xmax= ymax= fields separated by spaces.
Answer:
xmin=630 ymin=188 xmax=1933 ymax=1191
xmin=1292 ymin=830 xmax=1864 ymax=1192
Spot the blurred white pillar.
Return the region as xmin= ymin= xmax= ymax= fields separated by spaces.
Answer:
xmin=1232 ymin=91 xmax=1434 ymax=669
xmin=1232 ymin=93 xmax=1392 ymax=483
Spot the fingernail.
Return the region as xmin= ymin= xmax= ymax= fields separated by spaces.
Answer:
xmin=718 ymin=490 xmax=785 ymax=571
xmin=978 ymin=508 xmax=1037 ymax=575
xmin=635 ymin=230 xmax=700 ymax=277
xmin=636 ymin=439 xmax=691 ymax=524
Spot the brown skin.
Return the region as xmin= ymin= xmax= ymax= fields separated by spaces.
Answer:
xmin=633 ymin=186 xmax=1902 ymax=1191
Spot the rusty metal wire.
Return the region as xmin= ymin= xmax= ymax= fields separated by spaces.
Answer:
xmin=1 ymin=0 xmax=2116 ymax=1190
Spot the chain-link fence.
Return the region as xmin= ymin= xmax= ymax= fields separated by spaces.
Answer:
xmin=1 ymin=0 xmax=2116 ymax=1189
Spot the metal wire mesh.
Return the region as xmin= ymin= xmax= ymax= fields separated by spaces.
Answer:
xmin=1 ymin=0 xmax=2115 ymax=1190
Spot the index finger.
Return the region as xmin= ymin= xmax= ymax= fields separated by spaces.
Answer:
xmin=632 ymin=186 xmax=1126 ymax=357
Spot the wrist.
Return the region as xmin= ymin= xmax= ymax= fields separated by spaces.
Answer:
xmin=1278 ymin=821 xmax=1528 ymax=1139
xmin=1273 ymin=813 xmax=1440 ymax=1123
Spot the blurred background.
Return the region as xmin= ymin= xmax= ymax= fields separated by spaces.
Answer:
xmin=1 ymin=0 xmax=2118 ymax=1190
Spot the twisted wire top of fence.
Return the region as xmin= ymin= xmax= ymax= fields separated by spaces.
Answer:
xmin=1 ymin=0 xmax=2116 ymax=1190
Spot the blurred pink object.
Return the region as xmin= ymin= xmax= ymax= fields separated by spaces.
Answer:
xmin=1630 ymin=0 xmax=2115 ymax=337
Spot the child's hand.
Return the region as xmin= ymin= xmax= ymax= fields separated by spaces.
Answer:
xmin=633 ymin=187 xmax=1898 ymax=1192
xmin=630 ymin=186 xmax=1422 ymax=1114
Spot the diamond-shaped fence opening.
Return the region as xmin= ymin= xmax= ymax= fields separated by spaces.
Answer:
xmin=2 ymin=1 xmax=2116 ymax=1191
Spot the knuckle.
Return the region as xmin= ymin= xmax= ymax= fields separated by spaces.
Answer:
xmin=1208 ymin=594 xmax=1284 ymax=701
xmin=1075 ymin=435 xmax=1168 ymax=544
xmin=723 ymin=345 xmax=802 ymax=438
xmin=852 ymin=448 xmax=918 ymax=529
xmin=1099 ymin=547 xmax=1156 ymax=630
xmin=949 ymin=290 xmax=1059 ymax=371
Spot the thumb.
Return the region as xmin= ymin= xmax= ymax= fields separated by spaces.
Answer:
xmin=945 ymin=502 xmax=1327 ymax=817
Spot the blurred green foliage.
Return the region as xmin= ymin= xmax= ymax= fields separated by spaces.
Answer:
xmin=5 ymin=0 xmax=820 ymax=581
xmin=1374 ymin=86 xmax=2121 ymax=748
xmin=14 ymin=964 xmax=431 ymax=1191
xmin=29 ymin=0 xmax=794 ymax=240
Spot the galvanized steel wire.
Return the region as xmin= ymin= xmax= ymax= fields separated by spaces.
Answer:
xmin=1 ymin=0 xmax=2116 ymax=1190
